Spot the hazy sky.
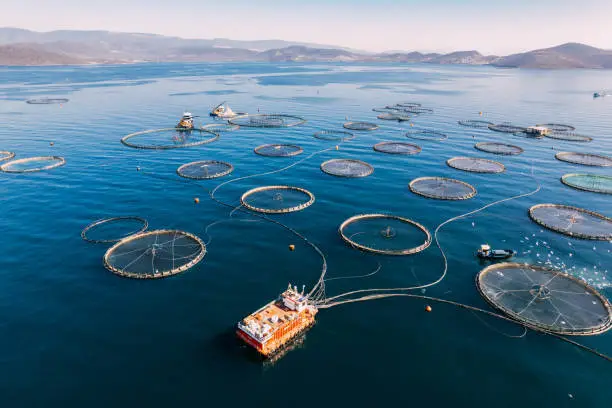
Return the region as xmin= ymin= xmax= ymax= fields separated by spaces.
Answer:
xmin=2 ymin=0 xmax=610 ymax=54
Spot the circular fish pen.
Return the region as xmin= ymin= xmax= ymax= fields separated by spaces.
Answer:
xmin=177 ymin=160 xmax=234 ymax=180
xmin=405 ymin=129 xmax=448 ymax=141
xmin=313 ymin=130 xmax=355 ymax=141
xmin=81 ymin=216 xmax=149 ymax=243
xmin=488 ymin=123 xmax=527 ymax=134
xmin=377 ymin=112 xmax=411 ymax=122
xmin=320 ymin=159 xmax=374 ymax=178
xmin=409 ymin=177 xmax=477 ymax=200
xmin=561 ymin=174 xmax=612 ymax=195
xmin=373 ymin=142 xmax=421 ymax=155
xmin=240 ymin=186 xmax=315 ymax=214
xmin=202 ymin=123 xmax=240 ymax=132
xmin=26 ymin=98 xmax=69 ymax=105
xmin=476 ymin=262 xmax=612 ymax=335
xmin=555 ymin=152 xmax=612 ymax=167
xmin=474 ymin=142 xmax=523 ymax=156
xmin=458 ymin=119 xmax=495 ymax=129
xmin=0 ymin=151 xmax=15 ymax=162
xmin=404 ymin=106 xmax=434 ymax=114
xmin=536 ymin=123 xmax=576 ymax=132
xmin=395 ymin=102 xmax=422 ymax=108
xmin=103 ymin=230 xmax=206 ymax=279
xmin=0 ymin=156 xmax=65 ymax=173
xmin=528 ymin=204 xmax=612 ymax=240
xmin=121 ymin=128 xmax=219 ymax=150
xmin=372 ymin=107 xmax=402 ymax=113
xmin=343 ymin=121 xmax=379 ymax=131
xmin=338 ymin=214 xmax=432 ymax=255
xmin=546 ymin=132 xmax=593 ymax=142
xmin=446 ymin=157 xmax=505 ymax=174
xmin=254 ymin=144 xmax=303 ymax=157
xmin=228 ymin=114 xmax=306 ymax=128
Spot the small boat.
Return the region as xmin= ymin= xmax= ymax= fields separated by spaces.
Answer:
xmin=176 ymin=112 xmax=195 ymax=129
xmin=210 ymin=102 xmax=240 ymax=119
xmin=476 ymin=244 xmax=516 ymax=260
xmin=594 ymin=91 xmax=609 ymax=98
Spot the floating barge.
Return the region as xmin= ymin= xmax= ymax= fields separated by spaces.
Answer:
xmin=237 ymin=284 xmax=317 ymax=357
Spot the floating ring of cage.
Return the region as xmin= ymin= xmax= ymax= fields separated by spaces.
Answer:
xmin=0 ymin=151 xmax=15 ymax=162
xmin=395 ymin=102 xmax=422 ymax=108
xmin=338 ymin=214 xmax=432 ymax=255
xmin=474 ymin=142 xmax=524 ymax=156
xmin=0 ymin=156 xmax=66 ymax=173
xmin=228 ymin=114 xmax=306 ymax=128
xmin=561 ymin=174 xmax=612 ymax=195
xmin=555 ymin=152 xmax=612 ymax=167
xmin=405 ymin=129 xmax=448 ymax=141
xmin=373 ymin=141 xmax=421 ymax=155
xmin=403 ymin=106 xmax=433 ymax=114
xmin=81 ymin=216 xmax=149 ymax=244
xmin=545 ymin=132 xmax=593 ymax=142
xmin=103 ymin=230 xmax=206 ymax=279
xmin=536 ymin=123 xmax=576 ymax=132
xmin=528 ymin=204 xmax=612 ymax=240
xmin=121 ymin=128 xmax=219 ymax=150
xmin=372 ymin=107 xmax=402 ymax=113
xmin=409 ymin=176 xmax=477 ymax=200
xmin=25 ymin=98 xmax=69 ymax=104
xmin=446 ymin=157 xmax=505 ymax=174
xmin=176 ymin=160 xmax=234 ymax=180
xmin=377 ymin=112 xmax=411 ymax=122
xmin=320 ymin=159 xmax=374 ymax=178
xmin=254 ymin=144 xmax=304 ymax=157
xmin=476 ymin=262 xmax=612 ymax=335
xmin=343 ymin=121 xmax=379 ymax=131
xmin=240 ymin=185 xmax=315 ymax=214
xmin=202 ymin=123 xmax=240 ymax=132
xmin=458 ymin=119 xmax=494 ymax=129
xmin=313 ymin=130 xmax=355 ymax=141
xmin=488 ymin=123 xmax=527 ymax=133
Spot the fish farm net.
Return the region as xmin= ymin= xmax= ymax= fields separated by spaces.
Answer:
xmin=403 ymin=106 xmax=434 ymax=114
xmin=0 ymin=151 xmax=15 ymax=162
xmin=546 ymin=132 xmax=593 ymax=142
xmin=177 ymin=160 xmax=234 ymax=180
xmin=228 ymin=114 xmax=306 ymax=128
xmin=474 ymin=142 xmax=524 ymax=156
xmin=409 ymin=177 xmax=477 ymax=200
xmin=372 ymin=107 xmax=402 ymax=113
xmin=81 ymin=217 xmax=149 ymax=243
xmin=338 ymin=214 xmax=432 ymax=255
xmin=395 ymin=102 xmax=422 ymax=108
xmin=313 ymin=130 xmax=355 ymax=141
xmin=103 ymin=230 xmax=206 ymax=279
xmin=377 ymin=112 xmax=411 ymax=122
xmin=202 ymin=123 xmax=240 ymax=132
xmin=476 ymin=262 xmax=612 ymax=335
xmin=254 ymin=144 xmax=304 ymax=157
xmin=320 ymin=159 xmax=374 ymax=178
xmin=240 ymin=186 xmax=315 ymax=214
xmin=536 ymin=123 xmax=576 ymax=132
xmin=26 ymin=98 xmax=69 ymax=104
xmin=528 ymin=204 xmax=612 ymax=240
xmin=561 ymin=174 xmax=612 ymax=194
xmin=373 ymin=142 xmax=421 ymax=155
xmin=488 ymin=123 xmax=527 ymax=134
xmin=555 ymin=152 xmax=612 ymax=167
xmin=446 ymin=157 xmax=505 ymax=174
xmin=405 ymin=129 xmax=448 ymax=141
xmin=0 ymin=156 xmax=65 ymax=173
xmin=343 ymin=121 xmax=379 ymax=131
xmin=458 ymin=119 xmax=495 ymax=129
xmin=121 ymin=128 xmax=219 ymax=150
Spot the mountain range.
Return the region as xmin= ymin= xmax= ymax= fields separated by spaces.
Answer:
xmin=1 ymin=28 xmax=611 ymax=69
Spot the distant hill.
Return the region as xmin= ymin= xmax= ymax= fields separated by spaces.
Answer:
xmin=0 ymin=44 xmax=85 ymax=66
xmin=492 ymin=43 xmax=612 ymax=69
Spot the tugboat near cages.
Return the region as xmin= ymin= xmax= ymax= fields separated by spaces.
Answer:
xmin=210 ymin=102 xmax=241 ymax=119
xmin=476 ymin=244 xmax=516 ymax=260
xmin=176 ymin=112 xmax=195 ymax=130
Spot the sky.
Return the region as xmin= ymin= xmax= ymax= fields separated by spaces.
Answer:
xmin=2 ymin=0 xmax=610 ymax=54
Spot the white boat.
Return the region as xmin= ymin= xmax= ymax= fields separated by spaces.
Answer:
xmin=176 ymin=112 xmax=194 ymax=129
xmin=594 ymin=91 xmax=609 ymax=98
xmin=210 ymin=102 xmax=241 ymax=119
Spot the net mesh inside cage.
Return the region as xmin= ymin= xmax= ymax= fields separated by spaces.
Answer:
xmin=458 ymin=119 xmax=495 ymax=128
xmin=0 ymin=156 xmax=65 ymax=173
xmin=177 ymin=160 xmax=234 ymax=180
xmin=228 ymin=114 xmax=306 ymax=128
xmin=81 ymin=216 xmax=149 ymax=243
xmin=241 ymin=186 xmax=315 ymax=214
xmin=488 ymin=123 xmax=527 ymax=134
xmin=409 ymin=176 xmax=477 ymax=200
xmin=555 ymin=152 xmax=612 ymax=167
xmin=254 ymin=144 xmax=304 ymax=157
xmin=403 ymin=106 xmax=434 ymax=114
xmin=474 ymin=142 xmax=523 ymax=155
xmin=476 ymin=262 xmax=612 ymax=335
xmin=373 ymin=142 xmax=421 ymax=155
xmin=446 ymin=157 xmax=505 ymax=173
xmin=343 ymin=121 xmax=379 ymax=131
xmin=121 ymin=128 xmax=219 ymax=150
xmin=313 ymin=130 xmax=355 ymax=141
xmin=546 ymin=132 xmax=593 ymax=142
xmin=377 ymin=112 xmax=411 ymax=122
xmin=561 ymin=174 xmax=612 ymax=194
xmin=536 ymin=123 xmax=576 ymax=132
xmin=26 ymin=98 xmax=69 ymax=104
xmin=0 ymin=151 xmax=16 ymax=162
xmin=202 ymin=123 xmax=240 ymax=132
xmin=320 ymin=159 xmax=374 ymax=178
xmin=405 ymin=129 xmax=448 ymax=141
xmin=528 ymin=204 xmax=612 ymax=240
xmin=339 ymin=214 xmax=432 ymax=255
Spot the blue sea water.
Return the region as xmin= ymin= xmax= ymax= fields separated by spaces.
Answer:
xmin=1 ymin=62 xmax=611 ymax=407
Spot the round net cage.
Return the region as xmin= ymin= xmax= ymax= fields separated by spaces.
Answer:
xmin=403 ymin=106 xmax=434 ymax=114
xmin=546 ymin=132 xmax=593 ymax=142
xmin=561 ymin=174 xmax=612 ymax=195
xmin=240 ymin=186 xmax=315 ymax=214
xmin=81 ymin=216 xmax=149 ymax=243
xmin=228 ymin=114 xmax=306 ymax=128
xmin=395 ymin=102 xmax=422 ymax=108
xmin=528 ymin=204 xmax=612 ymax=240
xmin=405 ymin=129 xmax=448 ymax=141
xmin=474 ymin=142 xmax=524 ymax=156
xmin=26 ymin=98 xmax=69 ymax=105
xmin=313 ymin=130 xmax=355 ymax=141
xmin=555 ymin=152 xmax=612 ymax=167
xmin=121 ymin=128 xmax=219 ymax=150
xmin=320 ymin=159 xmax=374 ymax=178
xmin=458 ymin=119 xmax=495 ymax=129
xmin=202 ymin=123 xmax=240 ymax=132
xmin=254 ymin=144 xmax=303 ymax=157
xmin=372 ymin=107 xmax=402 ymax=113
xmin=343 ymin=121 xmax=379 ymax=131
xmin=373 ymin=142 xmax=421 ymax=155
xmin=0 ymin=156 xmax=65 ymax=173
xmin=536 ymin=123 xmax=576 ymax=132
xmin=377 ymin=112 xmax=411 ymax=122
xmin=177 ymin=160 xmax=234 ymax=180
xmin=446 ymin=157 xmax=505 ymax=174
xmin=0 ymin=151 xmax=15 ymax=162
xmin=476 ymin=262 xmax=612 ymax=335
xmin=339 ymin=214 xmax=432 ymax=255
xmin=409 ymin=177 xmax=477 ymax=200
xmin=488 ymin=123 xmax=527 ymax=134
xmin=103 ymin=230 xmax=206 ymax=279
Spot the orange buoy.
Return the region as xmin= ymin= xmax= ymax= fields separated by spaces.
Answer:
xmin=289 ymin=244 xmax=295 ymax=251
xmin=335 ymin=145 xmax=339 ymax=150
xmin=410 ymin=123 xmax=414 ymax=127
xmin=194 ymin=197 xmax=200 ymax=204
xmin=425 ymin=305 xmax=432 ymax=312
xmin=479 ymin=111 xmax=483 ymax=116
